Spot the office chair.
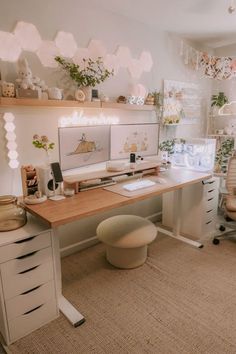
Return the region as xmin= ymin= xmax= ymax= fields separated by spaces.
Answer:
xmin=213 ymin=153 xmax=236 ymax=245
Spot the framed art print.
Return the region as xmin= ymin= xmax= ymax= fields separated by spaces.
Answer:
xmin=59 ymin=125 xmax=110 ymax=171
xmin=110 ymin=123 xmax=159 ymax=160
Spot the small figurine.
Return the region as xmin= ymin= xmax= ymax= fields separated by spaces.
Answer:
xmin=16 ymin=58 xmax=47 ymax=92
xmin=117 ymin=95 xmax=127 ymax=104
xmin=145 ymin=93 xmax=155 ymax=105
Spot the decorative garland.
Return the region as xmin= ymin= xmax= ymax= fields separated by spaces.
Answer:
xmin=180 ymin=41 xmax=236 ymax=80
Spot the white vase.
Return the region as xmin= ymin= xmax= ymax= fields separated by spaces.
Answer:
xmin=43 ymin=150 xmax=51 ymax=167
xmin=81 ymin=86 xmax=92 ymax=102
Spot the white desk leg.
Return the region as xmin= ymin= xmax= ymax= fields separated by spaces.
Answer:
xmin=157 ymin=189 xmax=203 ymax=249
xmin=52 ymin=228 xmax=85 ymax=327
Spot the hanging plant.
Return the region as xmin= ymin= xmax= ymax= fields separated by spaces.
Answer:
xmin=215 ymin=138 xmax=234 ymax=173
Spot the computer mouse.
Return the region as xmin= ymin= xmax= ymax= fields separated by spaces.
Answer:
xmin=156 ymin=177 xmax=167 ymax=184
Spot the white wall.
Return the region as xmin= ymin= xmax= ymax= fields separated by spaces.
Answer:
xmin=0 ymin=0 xmax=210 ymax=254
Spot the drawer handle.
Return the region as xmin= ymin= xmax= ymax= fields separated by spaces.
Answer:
xmin=208 ymin=189 xmax=214 ymax=193
xmin=18 ymin=265 xmax=39 ymax=274
xmin=206 ymin=209 xmax=213 ymax=213
xmin=207 ymin=198 xmax=214 ymax=202
xmin=202 ymin=180 xmax=215 ymax=185
xmin=21 ymin=285 xmax=41 ymax=295
xmin=23 ymin=304 xmax=43 ymax=315
xmin=17 ymin=251 xmax=38 ymax=260
xmin=14 ymin=236 xmax=36 ymax=244
xmin=206 ymin=220 xmax=212 ymax=225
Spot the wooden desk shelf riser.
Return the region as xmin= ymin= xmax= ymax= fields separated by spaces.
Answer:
xmin=63 ymin=162 xmax=161 ymax=193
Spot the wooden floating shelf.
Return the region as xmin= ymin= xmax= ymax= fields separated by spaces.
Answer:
xmin=0 ymin=97 xmax=156 ymax=111
xmin=0 ymin=97 xmax=100 ymax=108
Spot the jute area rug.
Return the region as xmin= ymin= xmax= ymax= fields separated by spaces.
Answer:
xmin=9 ymin=234 xmax=236 ymax=354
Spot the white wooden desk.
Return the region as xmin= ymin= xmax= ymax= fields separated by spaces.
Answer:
xmin=23 ymin=167 xmax=212 ymax=328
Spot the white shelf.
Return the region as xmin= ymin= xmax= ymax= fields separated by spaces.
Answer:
xmin=208 ymin=134 xmax=236 ymax=138
xmin=210 ymin=114 xmax=236 ymax=118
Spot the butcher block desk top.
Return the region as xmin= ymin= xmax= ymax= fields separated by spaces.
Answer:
xmin=23 ymin=168 xmax=212 ymax=228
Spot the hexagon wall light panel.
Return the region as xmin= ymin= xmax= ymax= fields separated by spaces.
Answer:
xmin=55 ymin=31 xmax=77 ymax=58
xmin=104 ymin=54 xmax=120 ymax=75
xmin=0 ymin=31 xmax=21 ymax=62
xmin=115 ymin=46 xmax=132 ymax=68
xmin=73 ymin=47 xmax=90 ymax=66
xmin=128 ymin=59 xmax=143 ymax=79
xmin=140 ymin=51 xmax=153 ymax=72
xmin=37 ymin=40 xmax=60 ymax=67
xmin=88 ymin=40 xmax=106 ymax=60
xmin=13 ymin=21 xmax=42 ymax=52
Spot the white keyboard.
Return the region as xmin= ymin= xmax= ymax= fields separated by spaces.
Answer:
xmin=123 ymin=179 xmax=156 ymax=191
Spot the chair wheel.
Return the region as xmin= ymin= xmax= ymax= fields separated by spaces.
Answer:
xmin=213 ymin=238 xmax=220 ymax=245
xmin=219 ymin=225 xmax=226 ymax=232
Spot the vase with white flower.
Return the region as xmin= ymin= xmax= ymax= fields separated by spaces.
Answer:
xmin=32 ymin=134 xmax=55 ymax=166
xmin=54 ymin=56 xmax=114 ymax=101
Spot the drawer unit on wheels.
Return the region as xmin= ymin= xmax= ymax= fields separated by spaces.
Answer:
xmin=162 ymin=177 xmax=219 ymax=239
xmin=0 ymin=216 xmax=59 ymax=345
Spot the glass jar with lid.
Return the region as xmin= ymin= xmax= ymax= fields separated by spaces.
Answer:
xmin=0 ymin=195 xmax=27 ymax=232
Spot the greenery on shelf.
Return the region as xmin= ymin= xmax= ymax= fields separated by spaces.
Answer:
xmin=55 ymin=56 xmax=114 ymax=87
xmin=215 ymin=138 xmax=234 ymax=173
xmin=211 ymin=92 xmax=228 ymax=108
xmin=151 ymin=90 xmax=163 ymax=110
xmin=159 ymin=138 xmax=186 ymax=155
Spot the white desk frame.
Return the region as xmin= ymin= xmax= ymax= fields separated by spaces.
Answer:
xmin=157 ymin=188 xmax=203 ymax=248
xmin=52 ymin=228 xmax=85 ymax=326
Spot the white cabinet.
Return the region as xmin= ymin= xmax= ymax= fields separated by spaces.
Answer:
xmin=162 ymin=177 xmax=219 ymax=238
xmin=0 ymin=216 xmax=59 ymax=345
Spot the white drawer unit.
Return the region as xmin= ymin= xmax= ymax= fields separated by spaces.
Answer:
xmin=162 ymin=177 xmax=219 ymax=238
xmin=0 ymin=216 xmax=59 ymax=345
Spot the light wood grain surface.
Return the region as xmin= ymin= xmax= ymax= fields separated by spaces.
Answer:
xmin=23 ymin=168 xmax=212 ymax=228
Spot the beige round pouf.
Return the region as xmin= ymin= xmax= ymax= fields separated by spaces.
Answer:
xmin=96 ymin=215 xmax=157 ymax=269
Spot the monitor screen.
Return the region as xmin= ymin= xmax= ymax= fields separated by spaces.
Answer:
xmin=110 ymin=123 xmax=159 ymax=160
xmin=59 ymin=126 xmax=110 ymax=171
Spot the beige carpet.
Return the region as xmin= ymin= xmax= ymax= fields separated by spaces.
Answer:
xmin=8 ymin=234 xmax=236 ymax=354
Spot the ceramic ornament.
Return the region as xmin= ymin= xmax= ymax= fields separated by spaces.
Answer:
xmin=129 ymin=83 xmax=147 ymax=98
xmin=75 ymin=89 xmax=85 ymax=102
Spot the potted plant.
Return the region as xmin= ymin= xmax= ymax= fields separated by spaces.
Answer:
xmin=55 ymin=56 xmax=114 ymax=101
xmin=211 ymin=92 xmax=228 ymax=114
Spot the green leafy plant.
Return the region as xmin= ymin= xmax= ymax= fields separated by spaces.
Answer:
xmin=32 ymin=135 xmax=55 ymax=152
xmin=211 ymin=92 xmax=228 ymax=108
xmin=55 ymin=56 xmax=114 ymax=87
xmin=215 ymin=138 xmax=234 ymax=173
xmin=159 ymin=138 xmax=186 ymax=155
xmin=159 ymin=139 xmax=176 ymax=155
xmin=151 ymin=90 xmax=163 ymax=109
